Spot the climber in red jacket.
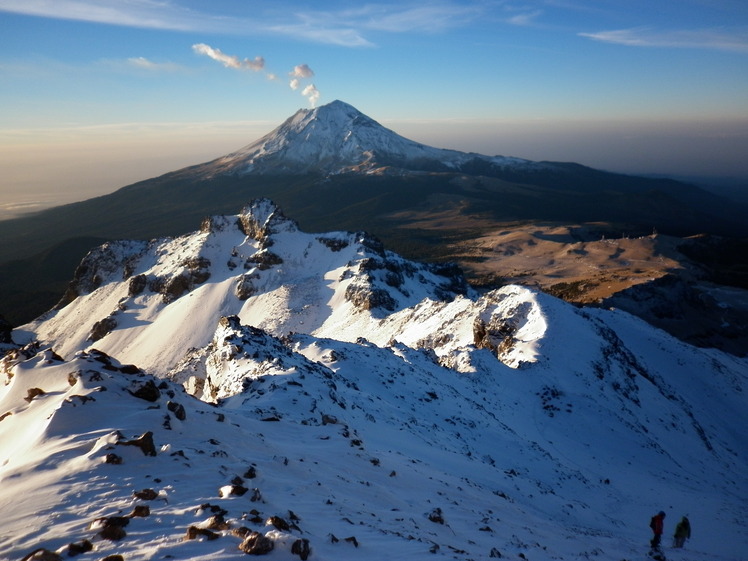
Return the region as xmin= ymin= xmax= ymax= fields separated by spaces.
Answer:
xmin=650 ymin=511 xmax=666 ymax=549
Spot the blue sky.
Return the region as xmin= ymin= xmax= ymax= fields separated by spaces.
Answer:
xmin=1 ymin=0 xmax=747 ymax=217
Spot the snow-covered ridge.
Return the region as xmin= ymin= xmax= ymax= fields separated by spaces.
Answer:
xmin=201 ymin=100 xmax=546 ymax=176
xmin=3 ymin=199 xmax=748 ymax=560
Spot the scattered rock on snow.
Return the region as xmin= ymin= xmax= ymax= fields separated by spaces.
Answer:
xmin=24 ymin=388 xmax=45 ymax=402
xmin=128 ymin=379 xmax=161 ymax=402
xmin=238 ymin=531 xmax=274 ymax=555
xmin=129 ymin=505 xmax=150 ymax=518
xmin=291 ymin=538 xmax=311 ymax=560
xmin=65 ymin=539 xmax=93 ymax=556
xmin=184 ymin=526 xmax=220 ymax=541
xmin=116 ymin=431 xmax=157 ymax=456
xmin=20 ymin=549 xmax=63 ymax=561
xmin=133 ymin=488 xmax=159 ymax=500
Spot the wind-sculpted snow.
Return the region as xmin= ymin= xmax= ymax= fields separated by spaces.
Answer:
xmin=3 ymin=200 xmax=748 ymax=560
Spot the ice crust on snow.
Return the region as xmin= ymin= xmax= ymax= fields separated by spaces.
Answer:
xmin=2 ymin=199 xmax=747 ymax=561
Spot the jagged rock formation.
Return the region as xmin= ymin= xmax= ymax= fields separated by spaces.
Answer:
xmin=1 ymin=200 xmax=747 ymax=560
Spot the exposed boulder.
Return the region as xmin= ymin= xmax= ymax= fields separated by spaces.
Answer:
xmin=291 ymin=538 xmax=311 ymax=560
xmin=20 ymin=548 xmax=63 ymax=561
xmin=345 ymin=285 xmax=396 ymax=311
xmin=184 ymin=525 xmax=220 ymax=541
xmin=133 ymin=488 xmax=159 ymax=500
xmin=116 ymin=431 xmax=157 ymax=456
xmin=238 ymin=531 xmax=274 ymax=555
xmin=265 ymin=516 xmax=289 ymax=531
xmin=167 ymin=400 xmax=186 ymax=420
xmin=129 ymin=505 xmax=150 ymax=517
xmin=24 ymin=387 xmax=46 ymax=402
xmin=128 ymin=379 xmax=161 ymax=402
xmin=65 ymin=539 xmax=93 ymax=556
xmin=205 ymin=514 xmax=230 ymax=531
xmin=235 ymin=273 xmax=259 ymax=300
xmin=128 ymin=273 xmax=147 ymax=296
xmin=89 ymin=314 xmax=117 ymax=342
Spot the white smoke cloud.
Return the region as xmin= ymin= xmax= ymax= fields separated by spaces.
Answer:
xmin=302 ymin=84 xmax=321 ymax=107
xmin=290 ymin=64 xmax=315 ymax=78
xmin=191 ymin=43 xmax=321 ymax=106
xmin=287 ymin=64 xmax=320 ymax=106
xmin=192 ymin=43 xmax=264 ymax=71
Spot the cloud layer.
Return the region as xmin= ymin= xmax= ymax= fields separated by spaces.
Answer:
xmin=580 ymin=27 xmax=748 ymax=53
xmin=0 ymin=0 xmax=485 ymax=47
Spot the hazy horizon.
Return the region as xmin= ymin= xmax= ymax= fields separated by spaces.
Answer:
xmin=1 ymin=0 xmax=747 ymax=220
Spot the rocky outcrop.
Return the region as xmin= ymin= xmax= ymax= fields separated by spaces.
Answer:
xmin=89 ymin=314 xmax=117 ymax=342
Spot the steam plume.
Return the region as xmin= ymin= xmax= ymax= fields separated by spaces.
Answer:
xmin=192 ymin=43 xmax=264 ymax=71
xmin=302 ymin=84 xmax=321 ymax=106
xmin=290 ymin=64 xmax=315 ymax=78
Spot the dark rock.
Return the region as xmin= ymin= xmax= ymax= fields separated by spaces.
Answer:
xmin=232 ymin=526 xmax=252 ymax=538
xmin=66 ymin=539 xmax=93 ymax=556
xmin=104 ymin=453 xmax=123 ymax=465
xmin=133 ymin=488 xmax=158 ymax=500
xmin=489 ymin=547 xmax=503 ymax=557
xmin=99 ymin=525 xmax=127 ymax=541
xmin=128 ymin=273 xmax=147 ymax=296
xmin=20 ymin=548 xmax=63 ymax=561
xmin=100 ymin=556 xmax=125 ymax=561
xmin=205 ymin=515 xmax=230 ymax=531
xmin=163 ymin=274 xmax=191 ymax=302
xmin=24 ymin=387 xmax=46 ymax=402
xmin=473 ymin=316 xmax=516 ymax=354
xmin=220 ymin=484 xmax=248 ymax=497
xmin=167 ymin=400 xmax=186 ymax=420
xmin=128 ymin=380 xmax=161 ymax=402
xmin=129 ymin=505 xmax=150 ymax=518
xmin=291 ymin=538 xmax=311 ymax=560
xmin=238 ymin=532 xmax=274 ymax=555
xmin=117 ymin=431 xmax=157 ymax=456
xmin=428 ymin=507 xmax=444 ymax=524
xmin=249 ymin=251 xmax=283 ymax=271
xmin=321 ymin=414 xmax=338 ymax=425
xmin=344 ymin=536 xmax=359 ymax=547
xmin=184 ymin=526 xmax=220 ymax=541
xmin=345 ymin=285 xmax=396 ymax=311
xmin=317 ymin=236 xmax=349 ymax=252
xmin=266 ymin=516 xmax=289 ymax=531
xmin=89 ymin=315 xmax=117 ymax=342
xmin=243 ymin=465 xmax=257 ymax=479
xmin=196 ymin=503 xmax=228 ymax=516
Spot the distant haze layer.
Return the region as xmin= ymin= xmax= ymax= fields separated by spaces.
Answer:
xmin=1 ymin=117 xmax=746 ymax=220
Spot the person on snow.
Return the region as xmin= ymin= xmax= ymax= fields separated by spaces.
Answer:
xmin=673 ymin=515 xmax=691 ymax=548
xmin=650 ymin=511 xmax=666 ymax=549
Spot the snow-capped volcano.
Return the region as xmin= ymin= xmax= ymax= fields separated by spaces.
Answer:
xmin=2 ymin=200 xmax=747 ymax=560
xmin=202 ymin=100 xmax=538 ymax=176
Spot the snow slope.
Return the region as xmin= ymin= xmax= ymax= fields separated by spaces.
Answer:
xmin=200 ymin=100 xmax=543 ymax=176
xmin=2 ymin=200 xmax=747 ymax=561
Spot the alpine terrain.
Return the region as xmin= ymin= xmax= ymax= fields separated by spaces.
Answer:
xmin=1 ymin=199 xmax=746 ymax=561
xmin=1 ymin=100 xmax=747 ymax=352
